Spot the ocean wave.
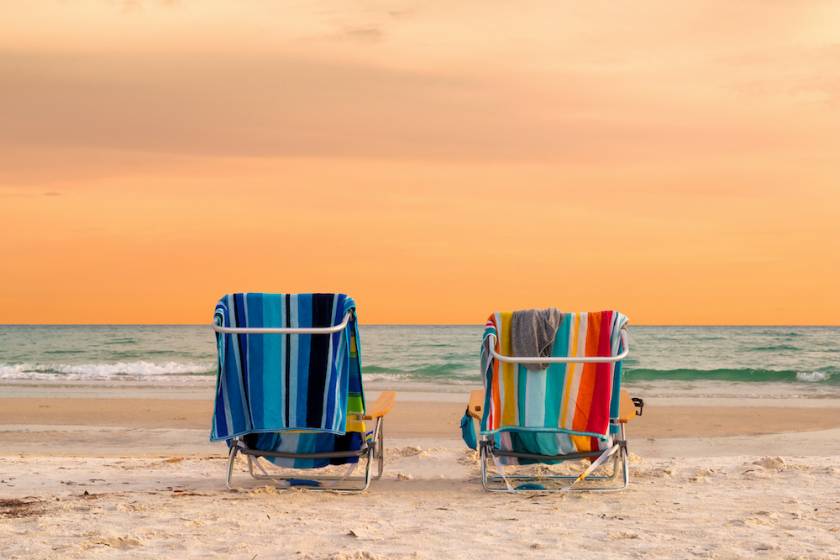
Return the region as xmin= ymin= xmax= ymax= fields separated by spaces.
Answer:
xmin=363 ymin=373 xmax=475 ymax=385
xmin=362 ymin=362 xmax=477 ymax=380
xmin=0 ymin=361 xmax=215 ymax=379
xmin=756 ymin=330 xmax=803 ymax=337
xmin=361 ymin=365 xmax=393 ymax=373
xmin=624 ymin=367 xmax=837 ymax=384
xmin=360 ymin=366 xmax=840 ymax=386
xmin=746 ymin=344 xmax=800 ymax=352
xmin=103 ymin=338 xmax=138 ymax=345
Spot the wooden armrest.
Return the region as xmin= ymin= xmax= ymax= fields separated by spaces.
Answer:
xmin=618 ymin=389 xmax=636 ymax=423
xmin=364 ymin=391 xmax=396 ymax=420
xmin=467 ymin=389 xmax=484 ymax=420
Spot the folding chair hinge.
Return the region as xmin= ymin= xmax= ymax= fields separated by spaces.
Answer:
xmin=631 ymin=397 xmax=644 ymax=416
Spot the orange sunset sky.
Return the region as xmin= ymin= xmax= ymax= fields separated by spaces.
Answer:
xmin=1 ymin=1 xmax=839 ymax=325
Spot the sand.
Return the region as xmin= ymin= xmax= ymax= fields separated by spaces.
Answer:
xmin=6 ymin=396 xmax=840 ymax=435
xmin=1 ymin=384 xmax=840 ymax=559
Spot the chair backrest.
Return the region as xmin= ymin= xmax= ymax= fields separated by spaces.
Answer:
xmin=210 ymin=293 xmax=364 ymax=441
xmin=480 ymin=310 xmax=628 ymax=440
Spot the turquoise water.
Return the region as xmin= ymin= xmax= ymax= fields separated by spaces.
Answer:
xmin=0 ymin=325 xmax=838 ymax=396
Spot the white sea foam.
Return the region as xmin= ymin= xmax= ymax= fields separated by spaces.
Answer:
xmin=796 ymin=371 xmax=831 ymax=383
xmin=0 ymin=363 xmax=29 ymax=378
xmin=0 ymin=361 xmax=214 ymax=379
xmin=361 ymin=373 xmax=409 ymax=384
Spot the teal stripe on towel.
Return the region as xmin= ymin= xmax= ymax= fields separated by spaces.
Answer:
xmin=247 ymin=294 xmax=265 ymax=428
xmin=516 ymin=364 xmax=527 ymax=426
xmin=544 ymin=316 xmax=570 ymax=428
xmin=262 ymin=294 xmax=284 ymax=429
xmin=289 ymin=294 xmax=302 ymax=427
xmin=524 ymin=368 xmax=546 ymax=427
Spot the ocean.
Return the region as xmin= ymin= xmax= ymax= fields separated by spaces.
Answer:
xmin=1 ymin=325 xmax=838 ymax=399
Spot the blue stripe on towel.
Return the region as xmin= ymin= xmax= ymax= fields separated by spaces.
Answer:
xmin=324 ymin=294 xmax=342 ymax=429
xmin=226 ymin=295 xmax=250 ymax=437
xmin=285 ymin=294 xmax=292 ymax=426
xmin=247 ymin=294 xmax=264 ymax=428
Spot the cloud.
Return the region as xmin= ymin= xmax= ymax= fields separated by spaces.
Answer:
xmin=0 ymin=51 xmax=490 ymax=158
xmin=108 ymin=0 xmax=179 ymax=11
xmin=339 ymin=26 xmax=384 ymax=43
xmin=2 ymin=48 xmax=831 ymax=170
xmin=0 ymin=187 xmax=61 ymax=197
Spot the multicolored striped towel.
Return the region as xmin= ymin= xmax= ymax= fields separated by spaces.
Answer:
xmin=480 ymin=310 xmax=628 ymax=448
xmin=211 ymin=293 xmax=365 ymax=442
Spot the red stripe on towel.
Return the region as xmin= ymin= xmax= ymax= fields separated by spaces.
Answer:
xmin=585 ymin=311 xmax=614 ymax=435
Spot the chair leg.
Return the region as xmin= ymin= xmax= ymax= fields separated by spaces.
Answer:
xmin=361 ymin=446 xmax=373 ymax=491
xmin=620 ymin=424 xmax=630 ymax=489
xmin=225 ymin=442 xmax=239 ymax=490
xmin=374 ymin=418 xmax=385 ymax=480
xmin=479 ymin=441 xmax=491 ymax=491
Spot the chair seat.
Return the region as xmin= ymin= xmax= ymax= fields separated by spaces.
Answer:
xmin=490 ymin=430 xmax=613 ymax=465
xmin=242 ymin=431 xmax=365 ymax=469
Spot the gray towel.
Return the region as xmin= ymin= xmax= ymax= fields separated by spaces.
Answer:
xmin=511 ymin=308 xmax=563 ymax=371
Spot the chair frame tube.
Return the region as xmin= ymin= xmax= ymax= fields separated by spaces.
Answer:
xmin=486 ymin=329 xmax=629 ymax=364
xmin=213 ymin=312 xmax=353 ymax=335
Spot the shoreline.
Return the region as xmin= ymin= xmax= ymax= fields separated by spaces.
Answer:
xmin=3 ymin=377 xmax=840 ymax=400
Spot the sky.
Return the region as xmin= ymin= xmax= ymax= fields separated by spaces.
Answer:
xmin=1 ymin=0 xmax=839 ymax=324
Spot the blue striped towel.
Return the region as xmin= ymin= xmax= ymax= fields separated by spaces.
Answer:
xmin=211 ymin=293 xmax=364 ymax=442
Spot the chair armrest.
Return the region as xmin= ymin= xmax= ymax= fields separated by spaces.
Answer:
xmin=468 ymin=389 xmax=484 ymax=420
xmin=364 ymin=391 xmax=396 ymax=420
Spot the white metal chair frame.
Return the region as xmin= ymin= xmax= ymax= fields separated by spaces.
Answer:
xmin=213 ymin=312 xmax=384 ymax=492
xmin=479 ymin=328 xmax=634 ymax=493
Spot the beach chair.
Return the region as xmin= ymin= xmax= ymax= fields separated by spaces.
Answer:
xmin=210 ymin=293 xmax=396 ymax=492
xmin=462 ymin=310 xmax=643 ymax=492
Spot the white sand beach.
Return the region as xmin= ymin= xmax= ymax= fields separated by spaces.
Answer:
xmin=2 ymin=384 xmax=840 ymax=559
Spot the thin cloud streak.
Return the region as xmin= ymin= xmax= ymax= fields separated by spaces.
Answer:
xmin=1 ymin=48 xmax=835 ymax=168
